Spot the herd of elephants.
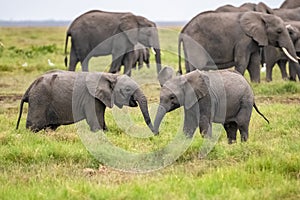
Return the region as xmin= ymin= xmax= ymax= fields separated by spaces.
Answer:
xmin=16 ymin=0 xmax=299 ymax=144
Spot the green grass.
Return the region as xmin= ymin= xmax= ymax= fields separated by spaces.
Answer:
xmin=0 ymin=26 xmax=300 ymax=199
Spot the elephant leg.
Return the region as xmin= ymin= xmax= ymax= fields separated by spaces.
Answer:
xmin=198 ymin=98 xmax=212 ymax=137
xmin=84 ymin=99 xmax=105 ymax=132
xmin=199 ymin=118 xmax=212 ymax=138
xmin=123 ymin=51 xmax=134 ymax=76
xmin=110 ymin=55 xmax=123 ymax=74
xmin=247 ymin=52 xmax=261 ymax=83
xmin=278 ymin=60 xmax=288 ymax=80
xmin=224 ymin=122 xmax=238 ymax=144
xmin=288 ymin=62 xmax=300 ymax=81
xmin=236 ymin=104 xmax=252 ymax=142
xmin=68 ymin=45 xmax=79 ymax=71
xmin=26 ymin=103 xmax=48 ymax=132
xmin=266 ymin=61 xmax=276 ymax=82
xmin=97 ymin=101 xmax=107 ymax=131
xmin=183 ymin=108 xmax=199 ymax=138
xmin=81 ymin=58 xmax=90 ymax=72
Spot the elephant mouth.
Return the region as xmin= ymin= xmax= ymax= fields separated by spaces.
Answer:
xmin=129 ymin=95 xmax=138 ymax=107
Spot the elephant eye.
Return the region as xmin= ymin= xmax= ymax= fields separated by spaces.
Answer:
xmin=125 ymin=86 xmax=131 ymax=92
xmin=277 ymin=28 xmax=283 ymax=34
xmin=170 ymin=95 xmax=176 ymax=100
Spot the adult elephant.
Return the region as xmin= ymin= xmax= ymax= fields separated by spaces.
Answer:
xmin=265 ymin=22 xmax=300 ymax=81
xmin=16 ymin=70 xmax=153 ymax=132
xmin=280 ymin=0 xmax=300 ymax=9
xmin=178 ymin=11 xmax=298 ymax=82
xmin=64 ymin=10 xmax=161 ymax=75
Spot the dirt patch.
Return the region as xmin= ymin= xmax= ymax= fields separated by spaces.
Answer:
xmin=0 ymin=94 xmax=22 ymax=102
xmin=256 ymin=96 xmax=300 ymax=104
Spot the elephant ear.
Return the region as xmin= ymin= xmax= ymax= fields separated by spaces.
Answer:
xmin=157 ymin=66 xmax=175 ymax=87
xmin=240 ymin=12 xmax=268 ymax=46
xmin=120 ymin=13 xmax=139 ymax=45
xmin=255 ymin=2 xmax=274 ymax=14
xmin=183 ymin=70 xmax=209 ymax=110
xmin=286 ymin=24 xmax=300 ymax=51
xmin=294 ymin=40 xmax=300 ymax=52
xmin=136 ymin=15 xmax=155 ymax=27
xmin=86 ymin=73 xmax=118 ymax=108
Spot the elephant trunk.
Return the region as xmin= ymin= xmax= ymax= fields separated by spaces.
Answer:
xmin=133 ymin=88 xmax=154 ymax=131
xmin=153 ymin=105 xmax=167 ymax=135
xmin=279 ymin=34 xmax=299 ymax=63
xmin=154 ymin=48 xmax=161 ymax=74
xmin=151 ymin=29 xmax=162 ymax=74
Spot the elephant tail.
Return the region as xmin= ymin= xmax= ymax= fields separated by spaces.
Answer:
xmin=16 ymin=95 xmax=29 ymax=130
xmin=253 ymin=103 xmax=269 ymax=124
xmin=177 ymin=34 xmax=183 ymax=75
xmin=64 ymin=32 xmax=70 ymax=67
xmin=16 ymin=79 xmax=38 ymax=129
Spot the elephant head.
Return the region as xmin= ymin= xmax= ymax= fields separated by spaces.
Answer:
xmin=240 ymin=12 xmax=298 ymax=63
xmin=86 ymin=73 xmax=153 ymax=131
xmin=153 ymin=70 xmax=209 ymax=134
xmin=136 ymin=16 xmax=161 ymax=73
xmin=286 ymin=22 xmax=300 ymax=52
xmin=120 ymin=14 xmax=161 ymax=74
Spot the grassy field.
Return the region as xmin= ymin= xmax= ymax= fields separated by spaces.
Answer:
xmin=0 ymin=26 xmax=300 ymax=199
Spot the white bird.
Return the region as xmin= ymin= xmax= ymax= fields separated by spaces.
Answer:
xmin=261 ymin=63 xmax=266 ymax=73
xmin=22 ymin=62 xmax=28 ymax=67
xmin=48 ymin=59 xmax=55 ymax=67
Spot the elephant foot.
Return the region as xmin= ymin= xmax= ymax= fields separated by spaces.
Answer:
xmin=90 ymin=125 xmax=106 ymax=132
xmin=152 ymin=130 xmax=159 ymax=136
xmin=228 ymin=139 xmax=237 ymax=144
xmin=241 ymin=135 xmax=248 ymax=142
xmin=176 ymin=70 xmax=182 ymax=75
xmin=289 ymin=76 xmax=297 ymax=81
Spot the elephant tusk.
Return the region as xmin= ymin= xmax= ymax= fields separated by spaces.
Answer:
xmin=282 ymin=47 xmax=299 ymax=63
xmin=151 ymin=47 xmax=156 ymax=55
xmin=297 ymin=56 xmax=300 ymax=60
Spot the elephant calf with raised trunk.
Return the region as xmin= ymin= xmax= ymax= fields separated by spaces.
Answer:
xmin=154 ymin=68 xmax=269 ymax=144
xmin=16 ymin=70 xmax=153 ymax=132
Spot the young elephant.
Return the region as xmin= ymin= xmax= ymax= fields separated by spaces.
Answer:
xmin=16 ymin=70 xmax=153 ymax=132
xmin=117 ymin=43 xmax=150 ymax=76
xmin=154 ymin=68 xmax=269 ymax=144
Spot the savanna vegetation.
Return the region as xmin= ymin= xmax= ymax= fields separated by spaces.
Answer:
xmin=0 ymin=26 xmax=300 ymax=199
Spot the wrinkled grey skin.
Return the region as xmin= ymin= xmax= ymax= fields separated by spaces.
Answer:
xmin=259 ymin=3 xmax=300 ymax=21
xmin=16 ymin=70 xmax=153 ymax=132
xmin=153 ymin=68 xmax=269 ymax=144
xmin=119 ymin=43 xmax=150 ymax=75
xmin=64 ymin=10 xmax=161 ymax=75
xmin=265 ymin=22 xmax=300 ymax=81
xmin=178 ymin=11 xmax=298 ymax=83
xmin=157 ymin=66 xmax=176 ymax=87
xmin=215 ymin=3 xmax=260 ymax=12
xmin=280 ymin=0 xmax=300 ymax=9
